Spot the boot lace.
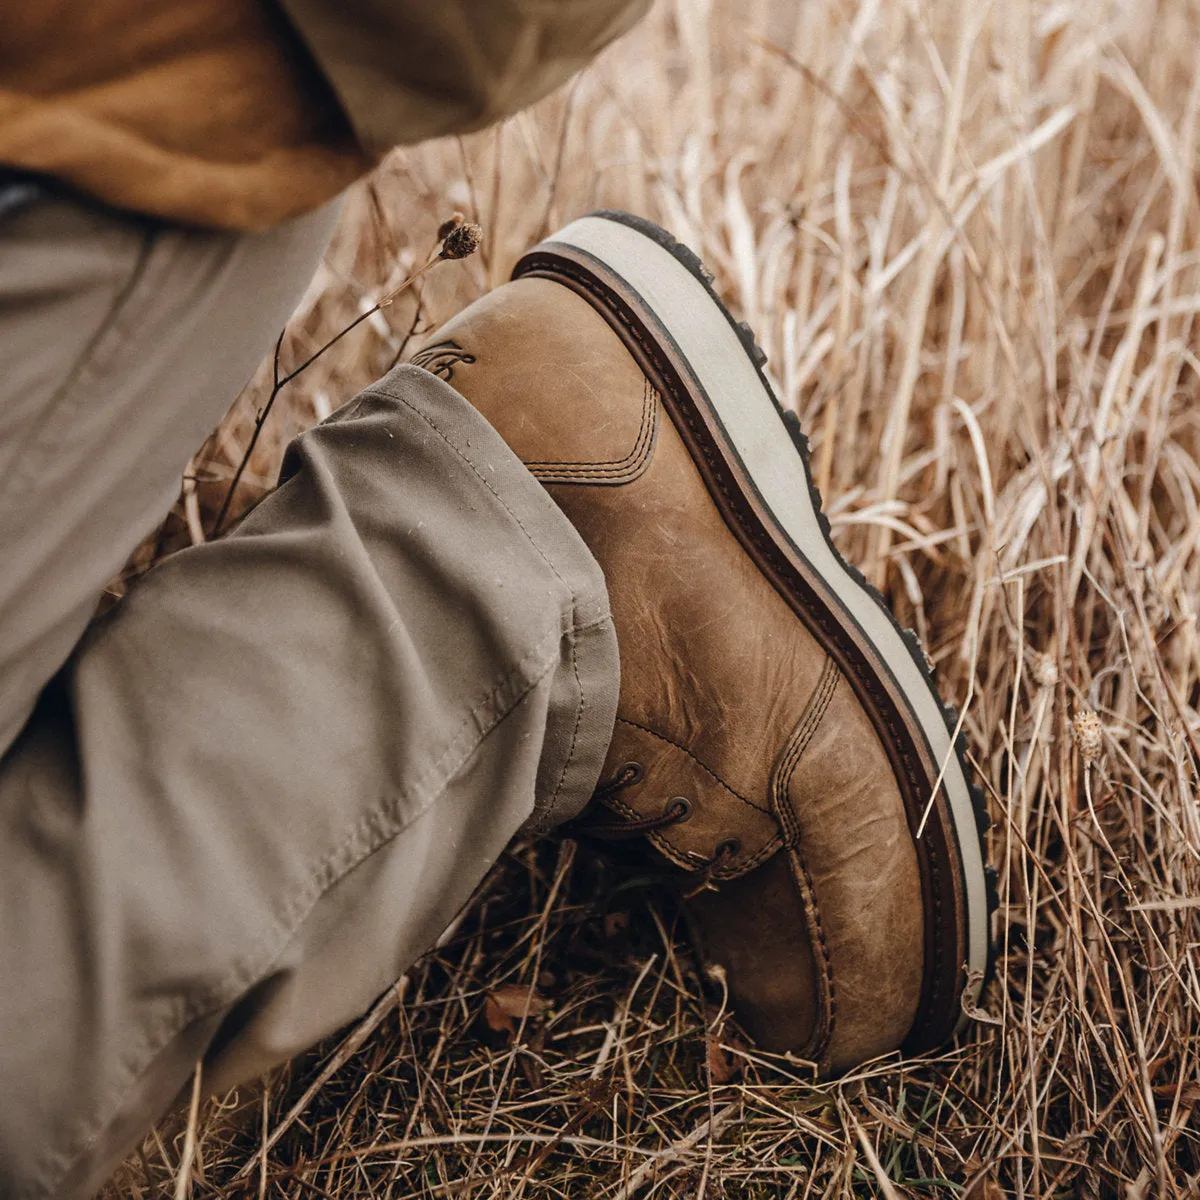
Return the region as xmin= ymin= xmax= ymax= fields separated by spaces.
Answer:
xmin=567 ymin=762 xmax=741 ymax=891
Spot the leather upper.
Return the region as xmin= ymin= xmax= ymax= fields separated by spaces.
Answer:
xmin=411 ymin=277 xmax=926 ymax=1073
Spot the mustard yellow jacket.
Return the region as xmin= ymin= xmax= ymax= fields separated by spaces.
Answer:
xmin=0 ymin=0 xmax=647 ymax=230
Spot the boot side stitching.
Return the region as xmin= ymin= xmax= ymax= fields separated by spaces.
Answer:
xmin=703 ymin=829 xmax=782 ymax=877
xmin=601 ymin=793 xmax=697 ymax=871
xmin=521 ymin=257 xmax=952 ymax=1045
xmin=615 ymin=716 xmax=771 ymax=815
xmin=527 ymin=379 xmax=658 ymax=482
xmin=771 ymin=656 xmax=841 ymax=1061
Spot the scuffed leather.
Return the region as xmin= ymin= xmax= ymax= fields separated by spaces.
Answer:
xmin=410 ymin=276 xmax=927 ymax=1073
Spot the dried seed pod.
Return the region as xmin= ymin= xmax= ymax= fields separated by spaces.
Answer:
xmin=439 ymin=222 xmax=482 ymax=261
xmin=1071 ymin=708 xmax=1103 ymax=764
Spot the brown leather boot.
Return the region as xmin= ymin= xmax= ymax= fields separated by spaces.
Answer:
xmin=408 ymin=211 xmax=993 ymax=1074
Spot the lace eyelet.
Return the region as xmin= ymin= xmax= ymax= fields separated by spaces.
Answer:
xmin=617 ymin=761 xmax=644 ymax=786
xmin=715 ymin=838 xmax=741 ymax=861
xmin=667 ymin=796 xmax=693 ymax=823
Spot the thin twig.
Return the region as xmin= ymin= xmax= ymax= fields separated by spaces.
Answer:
xmin=211 ymin=249 xmax=449 ymax=536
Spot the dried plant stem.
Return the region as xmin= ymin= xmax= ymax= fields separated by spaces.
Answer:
xmin=211 ymin=254 xmax=442 ymax=537
xmin=172 ymin=1062 xmax=203 ymax=1200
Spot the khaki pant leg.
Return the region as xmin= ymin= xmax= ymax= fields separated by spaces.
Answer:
xmin=0 ymin=366 xmax=619 ymax=1200
xmin=0 ymin=190 xmax=341 ymax=755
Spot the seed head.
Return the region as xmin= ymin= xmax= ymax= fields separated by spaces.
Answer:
xmin=1029 ymin=649 xmax=1059 ymax=688
xmin=704 ymin=962 xmax=728 ymax=989
xmin=1071 ymin=708 xmax=1103 ymax=764
xmin=439 ymin=221 xmax=482 ymax=261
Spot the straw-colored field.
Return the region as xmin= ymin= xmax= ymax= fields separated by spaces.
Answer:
xmin=110 ymin=0 xmax=1200 ymax=1195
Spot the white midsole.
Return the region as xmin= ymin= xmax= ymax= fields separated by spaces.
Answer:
xmin=544 ymin=215 xmax=988 ymax=1011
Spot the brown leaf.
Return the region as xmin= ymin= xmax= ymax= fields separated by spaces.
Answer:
xmin=1146 ymin=1054 xmax=1172 ymax=1081
xmin=1152 ymin=1080 xmax=1200 ymax=1103
xmin=705 ymin=1025 xmax=741 ymax=1084
xmin=484 ymin=984 xmax=551 ymax=1037
xmin=963 ymin=1172 xmax=1006 ymax=1200
xmin=603 ymin=910 xmax=629 ymax=939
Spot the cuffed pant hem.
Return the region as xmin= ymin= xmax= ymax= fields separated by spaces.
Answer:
xmin=1 ymin=366 xmax=618 ymax=1200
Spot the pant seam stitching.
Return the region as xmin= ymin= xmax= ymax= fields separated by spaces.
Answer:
xmin=546 ymin=608 xmax=588 ymax=814
xmin=37 ymin=619 xmax=585 ymax=1197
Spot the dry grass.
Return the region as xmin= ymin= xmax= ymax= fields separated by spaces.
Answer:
xmin=107 ymin=0 xmax=1200 ymax=1195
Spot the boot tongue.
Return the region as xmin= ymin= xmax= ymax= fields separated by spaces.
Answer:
xmin=686 ymin=852 xmax=822 ymax=1058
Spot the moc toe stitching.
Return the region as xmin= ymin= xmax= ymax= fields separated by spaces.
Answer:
xmin=770 ymin=657 xmax=843 ymax=1062
xmin=515 ymin=256 xmax=955 ymax=1049
xmin=783 ymin=844 xmax=837 ymax=1064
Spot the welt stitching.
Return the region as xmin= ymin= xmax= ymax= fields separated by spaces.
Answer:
xmin=616 ymin=716 xmax=769 ymax=815
xmin=536 ymin=258 xmax=951 ymax=1038
xmin=527 ymin=379 xmax=657 ymax=476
